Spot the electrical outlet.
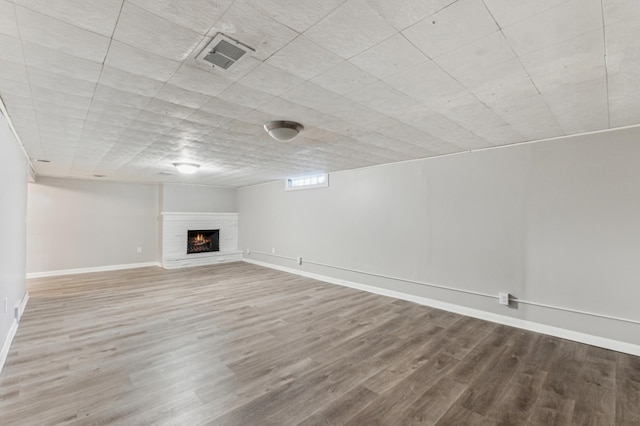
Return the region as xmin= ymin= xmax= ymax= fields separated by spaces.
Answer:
xmin=137 ymin=247 xmax=142 ymax=253
xmin=271 ymin=248 xmax=276 ymax=254
xmin=297 ymin=256 xmax=302 ymax=265
xmin=499 ymin=292 xmax=510 ymax=305
xmin=246 ymin=248 xmax=251 ymax=255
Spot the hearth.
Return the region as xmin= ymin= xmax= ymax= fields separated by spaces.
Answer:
xmin=187 ymin=229 xmax=219 ymax=254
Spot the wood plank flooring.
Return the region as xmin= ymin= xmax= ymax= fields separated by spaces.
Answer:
xmin=1 ymin=262 xmax=638 ymax=425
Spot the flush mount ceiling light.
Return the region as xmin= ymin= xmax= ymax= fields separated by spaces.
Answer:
xmin=264 ymin=121 xmax=304 ymax=142
xmin=173 ymin=163 xmax=200 ymax=174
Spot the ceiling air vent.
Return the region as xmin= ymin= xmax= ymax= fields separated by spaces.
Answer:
xmin=196 ymin=33 xmax=254 ymax=71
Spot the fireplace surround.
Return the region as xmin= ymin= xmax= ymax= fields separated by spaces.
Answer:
xmin=161 ymin=212 xmax=242 ymax=269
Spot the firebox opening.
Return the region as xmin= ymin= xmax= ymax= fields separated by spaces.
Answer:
xmin=187 ymin=229 xmax=220 ymax=254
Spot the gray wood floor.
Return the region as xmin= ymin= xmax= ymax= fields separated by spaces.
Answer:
xmin=1 ymin=262 xmax=638 ymax=425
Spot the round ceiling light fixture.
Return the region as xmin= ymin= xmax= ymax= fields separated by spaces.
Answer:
xmin=173 ymin=162 xmax=200 ymax=174
xmin=263 ymin=120 xmax=304 ymax=142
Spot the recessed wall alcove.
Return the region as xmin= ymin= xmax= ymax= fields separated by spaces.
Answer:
xmin=161 ymin=212 xmax=242 ymax=269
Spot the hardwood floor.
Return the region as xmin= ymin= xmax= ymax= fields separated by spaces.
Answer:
xmin=1 ymin=262 xmax=638 ymax=425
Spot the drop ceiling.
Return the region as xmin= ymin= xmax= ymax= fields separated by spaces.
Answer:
xmin=0 ymin=0 xmax=638 ymax=187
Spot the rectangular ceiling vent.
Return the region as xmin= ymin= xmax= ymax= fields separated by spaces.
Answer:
xmin=196 ymin=33 xmax=255 ymax=71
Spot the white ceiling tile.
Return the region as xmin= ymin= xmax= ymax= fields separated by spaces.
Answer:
xmin=126 ymin=119 xmax=170 ymax=135
xmin=217 ymin=83 xmax=275 ymax=108
xmin=532 ymin=59 xmax=605 ymax=95
xmin=483 ymin=0 xmax=569 ymax=28
xmin=365 ymin=117 xmax=439 ymax=156
xmin=518 ymin=30 xmax=604 ymax=78
xmin=502 ymin=0 xmax=602 ymax=57
xmin=218 ymin=119 xmax=263 ymax=137
xmin=144 ymin=98 xmax=195 ymax=120
xmin=239 ymin=63 xmax=304 ymax=96
xmin=104 ymin=41 xmax=181 ymax=82
xmin=298 ymin=125 xmax=339 ymax=141
xmin=533 ymin=64 xmax=608 ymax=133
xmin=0 ymin=33 xmax=23 ymax=64
xmin=473 ymin=78 xmax=564 ymax=141
xmin=2 ymin=93 xmax=34 ymax=112
xmin=128 ymin=0 xmax=234 ymax=35
xmin=27 ymin=66 xmax=97 ymax=97
xmin=436 ymin=93 xmax=524 ymax=145
xmin=396 ymin=107 xmax=490 ymax=150
xmin=15 ymin=5 xmax=110 ymax=63
xmin=98 ymin=66 xmax=165 ymax=98
xmin=238 ymin=109 xmax=274 ymax=126
xmin=600 ymin=47 xmax=640 ymax=127
xmin=280 ymin=81 xmax=340 ymax=108
xmin=22 ymin=41 xmax=102 ymax=82
xmin=208 ymin=0 xmax=299 ymax=61
xmin=402 ymin=0 xmax=498 ymax=59
xmin=133 ymin=110 xmax=184 ymax=128
xmin=0 ymin=59 xmax=29 ymax=84
xmin=256 ymin=97 xmax=328 ymax=128
xmin=435 ymin=32 xmax=528 ymax=91
xmin=603 ymin=0 xmax=640 ymax=25
xmin=314 ymin=96 xmax=389 ymax=127
xmin=31 ymin=86 xmax=92 ymax=110
xmin=0 ymin=78 xmax=31 ymax=97
xmin=89 ymin=100 xmax=142 ymax=121
xmin=0 ymin=1 xmax=18 ymax=37
xmin=113 ymin=2 xmax=203 ymax=62
xmin=94 ymin=84 xmax=152 ymax=109
xmin=14 ymin=0 xmax=121 ymax=37
xmin=244 ymin=0 xmax=344 ymax=33
xmin=84 ymin=116 xmax=129 ymax=134
xmin=169 ymin=119 xmax=218 ymax=139
xmin=184 ymin=109 xmax=232 ymax=127
xmin=34 ymin=98 xmax=87 ymax=120
xmin=349 ymin=34 xmax=429 ymax=79
xmin=367 ymin=0 xmax=457 ymax=31
xmin=199 ymin=97 xmax=253 ymax=119
xmin=155 ymin=84 xmax=212 ymax=109
xmin=304 ymin=0 xmax=396 ymax=59
xmin=345 ymin=80 xmax=420 ymax=116
xmin=310 ymin=60 xmax=378 ymax=95
xmin=266 ymin=35 xmax=343 ymax=80
xmin=168 ymin=64 xmax=234 ymax=97
xmin=543 ymin=78 xmax=609 ymax=134
xmin=605 ymin=16 xmax=640 ymax=55
xmin=383 ymin=60 xmax=468 ymax=106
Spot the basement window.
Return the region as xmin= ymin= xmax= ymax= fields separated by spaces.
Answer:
xmin=285 ymin=174 xmax=328 ymax=191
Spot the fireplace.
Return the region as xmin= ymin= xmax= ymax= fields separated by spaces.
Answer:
xmin=187 ymin=229 xmax=219 ymax=254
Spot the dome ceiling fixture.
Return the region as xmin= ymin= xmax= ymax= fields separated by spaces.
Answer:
xmin=264 ymin=121 xmax=304 ymax=142
xmin=173 ymin=163 xmax=200 ymax=174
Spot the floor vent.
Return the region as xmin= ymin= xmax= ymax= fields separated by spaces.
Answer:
xmin=196 ymin=34 xmax=255 ymax=72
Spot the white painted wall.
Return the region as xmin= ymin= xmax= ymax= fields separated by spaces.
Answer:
xmin=27 ymin=177 xmax=160 ymax=274
xmin=161 ymin=183 xmax=236 ymax=212
xmin=238 ymin=126 xmax=640 ymax=348
xmin=0 ymin=112 xmax=28 ymax=360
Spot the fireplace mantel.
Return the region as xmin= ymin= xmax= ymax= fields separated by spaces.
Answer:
xmin=161 ymin=212 xmax=242 ymax=269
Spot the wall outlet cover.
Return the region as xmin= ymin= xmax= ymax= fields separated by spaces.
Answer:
xmin=499 ymin=292 xmax=510 ymax=305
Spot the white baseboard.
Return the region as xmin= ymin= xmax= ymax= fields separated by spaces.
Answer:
xmin=26 ymin=261 xmax=161 ymax=279
xmin=0 ymin=291 xmax=29 ymax=374
xmin=15 ymin=292 xmax=29 ymax=322
xmin=243 ymin=258 xmax=640 ymax=357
